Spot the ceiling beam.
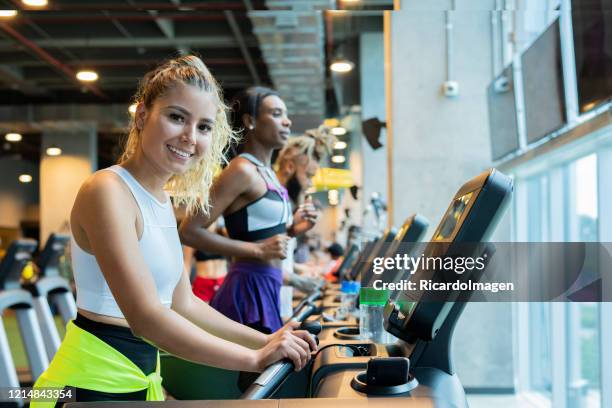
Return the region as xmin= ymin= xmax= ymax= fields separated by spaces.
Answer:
xmin=5 ymin=58 xmax=264 ymax=67
xmin=0 ymin=64 xmax=48 ymax=95
xmin=242 ymin=0 xmax=254 ymax=11
xmin=31 ymin=2 xmax=249 ymax=11
xmin=0 ymin=23 xmax=108 ymax=99
xmin=102 ymin=10 xmax=134 ymax=39
xmin=143 ymin=0 xmax=191 ymax=57
xmin=224 ymin=10 xmax=260 ymax=84
xmin=0 ymin=36 xmax=257 ymax=50
xmin=14 ymin=13 xmax=230 ymax=23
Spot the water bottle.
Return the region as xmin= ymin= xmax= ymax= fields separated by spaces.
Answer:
xmin=340 ymin=281 xmax=360 ymax=318
xmin=336 ymin=281 xmax=358 ymax=320
xmin=359 ymin=287 xmax=393 ymax=343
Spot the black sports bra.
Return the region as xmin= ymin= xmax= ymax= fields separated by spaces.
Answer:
xmin=224 ymin=153 xmax=292 ymax=242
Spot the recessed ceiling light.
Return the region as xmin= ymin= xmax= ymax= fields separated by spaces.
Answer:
xmin=0 ymin=10 xmax=18 ymax=17
xmin=76 ymin=70 xmax=98 ymax=82
xmin=331 ymin=155 xmax=346 ymax=164
xmin=334 ymin=141 xmax=347 ymax=150
xmin=331 ymin=127 xmax=347 ymax=136
xmin=330 ymin=59 xmax=354 ymax=73
xmin=5 ymin=133 xmax=23 ymax=142
xmin=328 ymin=189 xmax=339 ymax=206
xmin=46 ymin=145 xmax=62 ymax=156
xmin=19 ymin=174 xmax=32 ymax=183
xmin=22 ymin=0 xmax=48 ymax=6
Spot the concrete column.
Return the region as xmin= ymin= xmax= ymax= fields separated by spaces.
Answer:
xmin=389 ymin=1 xmax=513 ymax=390
xmin=359 ymin=31 xmax=389 ymax=235
xmin=390 ymin=5 xmax=495 ymax=228
xmin=40 ymin=126 xmax=97 ymax=246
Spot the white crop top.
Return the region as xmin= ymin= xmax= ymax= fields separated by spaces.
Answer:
xmin=72 ymin=165 xmax=183 ymax=318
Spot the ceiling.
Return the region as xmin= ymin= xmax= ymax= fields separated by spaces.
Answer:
xmin=0 ymin=0 xmax=390 ymax=165
xmin=0 ymin=0 xmax=274 ymax=105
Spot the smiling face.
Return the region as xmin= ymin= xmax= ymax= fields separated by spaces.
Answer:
xmin=136 ymin=82 xmax=217 ymax=176
xmin=249 ymin=94 xmax=292 ymax=149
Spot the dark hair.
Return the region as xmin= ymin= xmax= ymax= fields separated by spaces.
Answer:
xmin=225 ymin=86 xmax=279 ymax=161
xmin=327 ymin=243 xmax=344 ymax=258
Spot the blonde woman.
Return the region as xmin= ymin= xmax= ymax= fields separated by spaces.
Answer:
xmin=32 ymin=56 xmax=315 ymax=406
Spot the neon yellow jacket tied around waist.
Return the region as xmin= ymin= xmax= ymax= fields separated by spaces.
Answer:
xmin=31 ymin=321 xmax=163 ymax=407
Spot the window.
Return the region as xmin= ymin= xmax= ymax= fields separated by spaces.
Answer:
xmin=513 ymin=148 xmax=605 ymax=407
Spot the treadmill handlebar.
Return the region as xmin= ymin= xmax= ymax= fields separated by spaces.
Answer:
xmin=292 ymin=302 xmax=316 ymax=322
xmin=241 ymin=320 xmax=321 ymax=400
xmin=290 ymin=287 xmax=322 ymax=320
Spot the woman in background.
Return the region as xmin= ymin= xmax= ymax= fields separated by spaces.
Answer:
xmin=181 ymin=86 xmax=317 ymax=333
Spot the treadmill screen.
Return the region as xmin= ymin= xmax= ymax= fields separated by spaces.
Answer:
xmin=433 ymin=191 xmax=474 ymax=242
xmin=384 ymin=169 xmax=513 ymax=344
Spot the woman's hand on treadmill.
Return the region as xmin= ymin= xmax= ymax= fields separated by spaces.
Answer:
xmin=269 ymin=320 xmax=318 ymax=353
xmin=252 ymin=234 xmax=290 ymax=260
xmin=254 ymin=328 xmax=313 ymax=372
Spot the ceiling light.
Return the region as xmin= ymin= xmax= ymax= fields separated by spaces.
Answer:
xmin=22 ymin=0 xmax=48 ymax=6
xmin=0 ymin=10 xmax=18 ymax=17
xmin=334 ymin=141 xmax=347 ymax=150
xmin=328 ymin=189 xmax=339 ymax=206
xmin=76 ymin=70 xmax=98 ymax=82
xmin=19 ymin=174 xmax=32 ymax=183
xmin=46 ymin=145 xmax=62 ymax=156
xmin=331 ymin=127 xmax=347 ymax=136
xmin=331 ymin=155 xmax=346 ymax=164
xmin=5 ymin=133 xmax=22 ymax=142
xmin=330 ymin=59 xmax=354 ymax=73
xmin=128 ymin=103 xmax=137 ymax=115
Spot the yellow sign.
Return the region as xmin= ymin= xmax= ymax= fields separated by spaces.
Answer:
xmin=312 ymin=168 xmax=353 ymax=191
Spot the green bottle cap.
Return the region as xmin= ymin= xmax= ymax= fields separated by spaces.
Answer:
xmin=359 ymin=287 xmax=389 ymax=306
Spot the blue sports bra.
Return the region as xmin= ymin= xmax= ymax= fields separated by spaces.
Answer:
xmin=224 ymin=153 xmax=292 ymax=242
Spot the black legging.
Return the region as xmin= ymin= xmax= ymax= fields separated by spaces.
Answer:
xmin=70 ymin=313 xmax=157 ymax=403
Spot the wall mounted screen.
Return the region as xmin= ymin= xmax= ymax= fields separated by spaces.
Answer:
xmin=522 ymin=18 xmax=567 ymax=144
xmin=572 ymin=0 xmax=612 ymax=113
xmin=487 ymin=64 xmax=520 ymax=161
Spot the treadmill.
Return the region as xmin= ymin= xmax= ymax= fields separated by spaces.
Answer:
xmin=321 ymin=214 xmax=429 ymax=340
xmin=0 ymin=239 xmax=49 ymax=406
xmin=334 ymin=243 xmax=360 ymax=283
xmin=312 ymin=169 xmax=512 ymax=404
xmin=24 ymin=233 xmax=76 ymax=359
xmin=63 ymin=169 xmax=512 ymax=408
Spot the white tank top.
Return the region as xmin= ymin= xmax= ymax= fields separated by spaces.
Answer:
xmin=72 ymin=165 xmax=183 ymax=318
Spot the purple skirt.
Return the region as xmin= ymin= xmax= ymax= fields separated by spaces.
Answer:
xmin=210 ymin=261 xmax=283 ymax=333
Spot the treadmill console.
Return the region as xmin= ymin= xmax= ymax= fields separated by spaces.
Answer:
xmin=352 ymin=228 xmax=397 ymax=282
xmin=365 ymin=214 xmax=429 ymax=288
xmin=0 ymin=239 xmax=38 ymax=290
xmin=347 ymin=240 xmax=377 ymax=281
xmin=336 ymin=244 xmax=360 ymax=281
xmin=384 ymin=169 xmax=513 ymax=343
xmin=38 ymin=233 xmax=70 ymax=277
